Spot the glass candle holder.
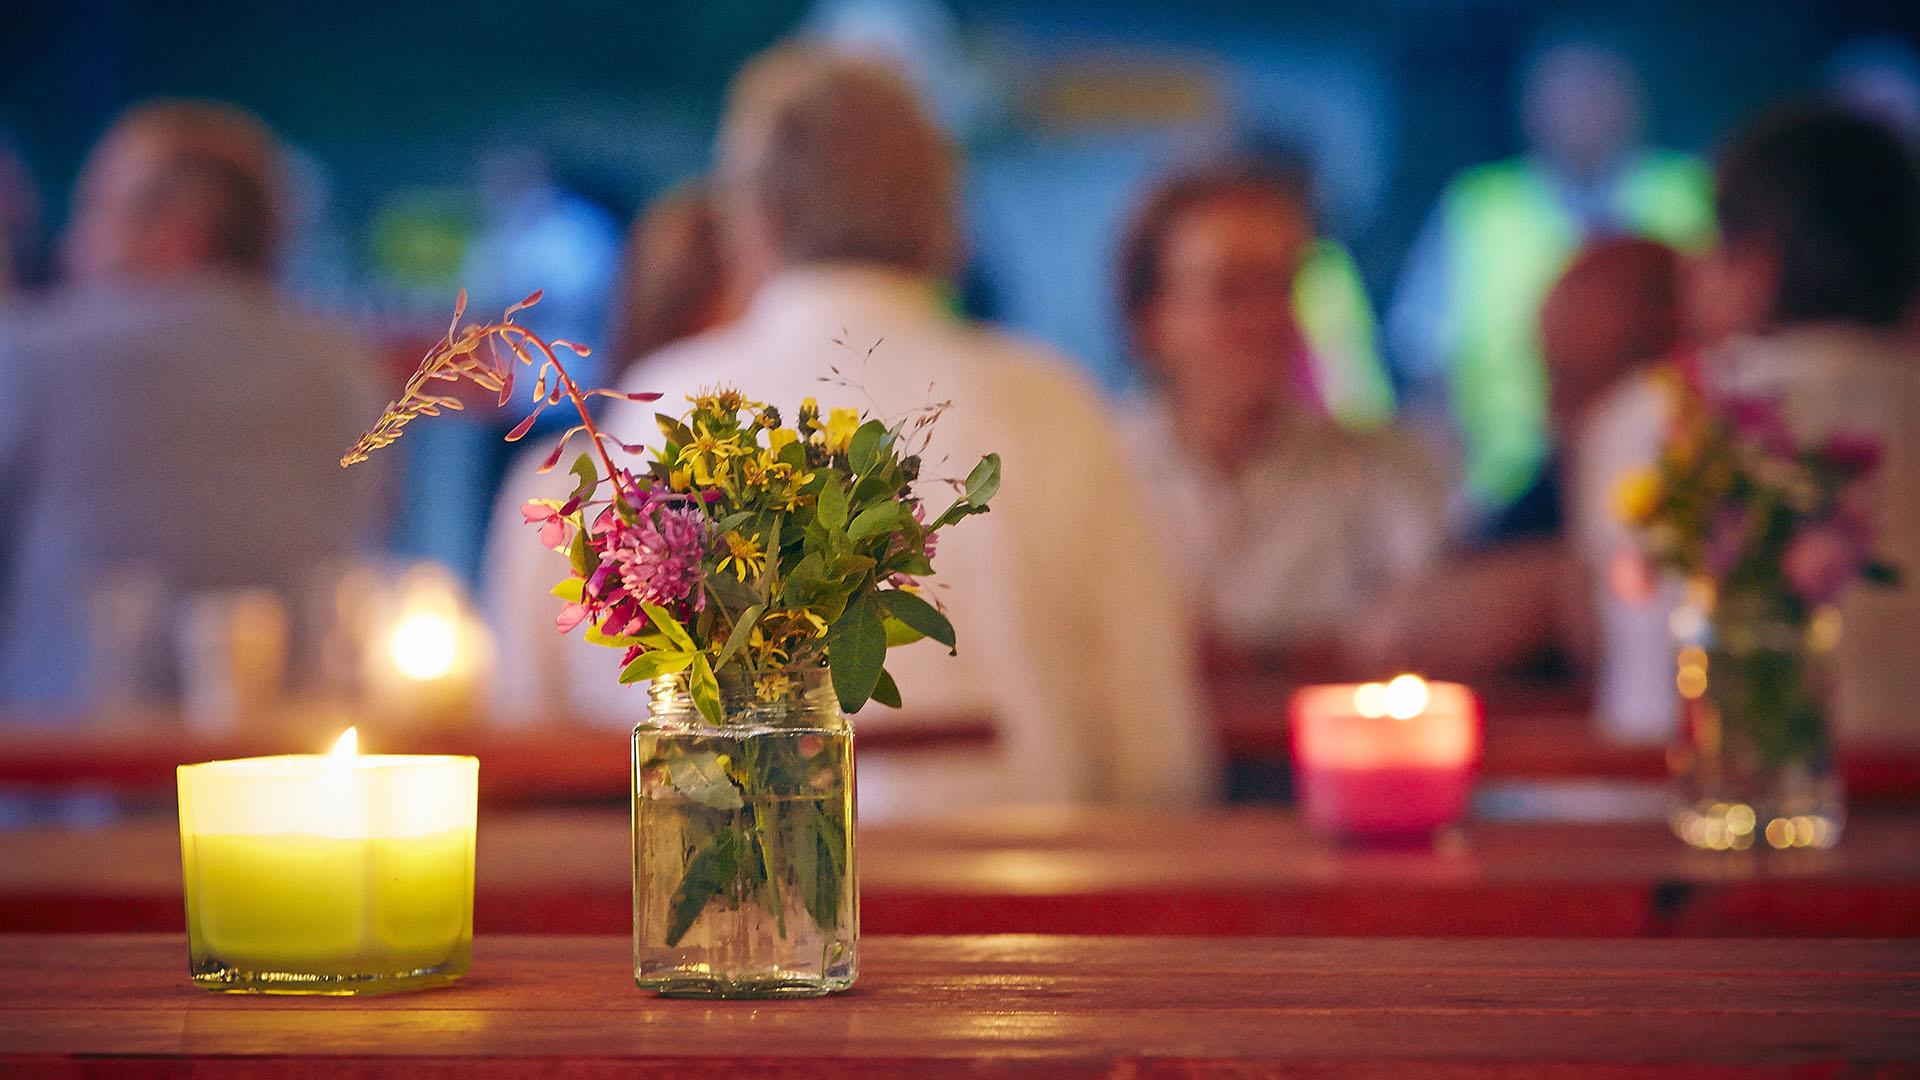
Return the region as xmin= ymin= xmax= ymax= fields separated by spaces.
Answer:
xmin=1291 ymin=675 xmax=1482 ymax=841
xmin=177 ymin=732 xmax=477 ymax=994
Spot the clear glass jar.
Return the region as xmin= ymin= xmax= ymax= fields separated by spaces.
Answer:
xmin=1669 ymin=579 xmax=1845 ymax=851
xmin=631 ymin=664 xmax=856 ymax=997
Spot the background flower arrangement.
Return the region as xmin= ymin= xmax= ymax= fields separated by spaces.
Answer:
xmin=1617 ymin=364 xmax=1897 ymax=767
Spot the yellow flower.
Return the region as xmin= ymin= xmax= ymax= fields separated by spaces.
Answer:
xmin=716 ymin=530 xmax=767 ymax=582
xmin=825 ymin=407 xmax=860 ymax=453
xmin=766 ymin=427 xmax=799 ymax=456
xmin=797 ymin=397 xmax=821 ymax=433
xmin=1613 ymin=468 xmax=1662 ymax=525
xmin=679 ymin=423 xmax=747 ymax=486
xmin=690 ymin=386 xmax=760 ymax=416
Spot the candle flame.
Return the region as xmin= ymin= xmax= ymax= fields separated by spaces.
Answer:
xmin=388 ymin=611 xmax=459 ymax=681
xmin=329 ymin=726 xmax=359 ymax=757
xmin=1352 ymin=682 xmax=1388 ymax=719
xmin=1383 ymin=674 xmax=1430 ymax=720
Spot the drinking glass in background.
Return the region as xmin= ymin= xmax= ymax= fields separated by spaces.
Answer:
xmin=175 ymin=589 xmax=291 ymax=736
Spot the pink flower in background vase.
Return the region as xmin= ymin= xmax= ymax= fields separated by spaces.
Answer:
xmin=1725 ymin=397 xmax=1795 ymax=456
xmin=1784 ymin=522 xmax=1869 ymax=607
xmin=1822 ymin=431 xmax=1884 ymax=477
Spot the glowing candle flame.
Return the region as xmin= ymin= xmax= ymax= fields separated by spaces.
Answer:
xmin=1382 ymin=674 xmax=1430 ymax=720
xmin=329 ymin=726 xmax=359 ymax=757
xmin=388 ymin=612 xmax=459 ymax=681
xmin=1352 ymin=682 xmax=1388 ymax=719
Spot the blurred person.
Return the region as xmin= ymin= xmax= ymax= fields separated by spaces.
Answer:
xmin=487 ymin=47 xmax=1220 ymax=816
xmin=1551 ymin=238 xmax=1688 ymax=741
xmin=605 ymin=184 xmax=740 ymax=366
xmin=0 ymin=101 xmax=382 ymax=715
xmin=1118 ymin=161 xmax=1447 ymax=672
xmin=1686 ymin=104 xmax=1920 ymax=745
xmin=1827 ymin=37 xmax=1920 ymax=147
xmin=1388 ymin=41 xmax=1712 ymax=529
xmin=1353 ymin=240 xmax=1684 ymax=687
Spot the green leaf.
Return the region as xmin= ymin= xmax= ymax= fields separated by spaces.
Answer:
xmin=882 ymin=616 xmax=925 ymax=648
xmin=871 ymin=667 xmax=902 ymax=708
xmin=885 ymin=552 xmax=934 ymax=579
xmin=816 ymin=474 xmax=849 ymax=531
xmin=586 ymin=622 xmax=645 ymax=649
xmin=847 ymin=501 xmax=909 ymax=543
xmin=964 ymin=452 xmax=1001 ymax=505
xmin=641 ymin=604 xmax=696 ymax=651
xmin=828 ymin=595 xmax=886 ymax=713
xmin=714 ymin=510 xmax=755 ymax=534
xmin=881 ymin=589 xmax=956 ymax=652
xmin=665 ymin=827 xmax=743 ymax=947
xmin=549 ymin=578 xmax=584 ymax=602
xmin=619 ymin=648 xmax=694 ymax=684
xmin=569 ymin=453 xmax=598 ymax=505
xmin=567 ymin=517 xmax=597 ymax=576
xmin=667 ymin=752 xmax=745 ymax=811
xmin=715 ymin=603 xmax=766 ymax=670
xmin=849 ymin=419 xmax=889 ymax=475
xmin=689 ymin=653 xmax=723 ymax=726
xmin=655 ymin=413 xmax=693 ymax=445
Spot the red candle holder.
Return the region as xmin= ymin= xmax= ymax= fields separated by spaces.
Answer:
xmin=1290 ymin=676 xmax=1483 ymax=841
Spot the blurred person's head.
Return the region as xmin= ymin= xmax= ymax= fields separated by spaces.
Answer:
xmin=716 ymin=45 xmax=960 ymax=290
xmin=1120 ymin=161 xmax=1317 ymax=465
xmin=1540 ymin=237 xmax=1682 ymax=424
xmin=609 ymin=184 xmax=739 ymax=369
xmin=1521 ymin=43 xmax=1644 ymax=180
xmin=1689 ymin=104 xmax=1920 ymax=342
xmin=1827 ymin=37 xmax=1920 ymax=145
xmin=64 ymin=100 xmax=283 ymax=284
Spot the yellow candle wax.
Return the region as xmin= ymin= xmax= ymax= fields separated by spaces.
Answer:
xmin=178 ymin=729 xmax=477 ymax=993
xmin=185 ymin=829 xmax=473 ymax=974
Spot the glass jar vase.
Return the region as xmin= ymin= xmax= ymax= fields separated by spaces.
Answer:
xmin=631 ymin=664 xmax=856 ymax=997
xmin=1669 ymin=580 xmax=1845 ymax=851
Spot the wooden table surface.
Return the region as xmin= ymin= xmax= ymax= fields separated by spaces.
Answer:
xmin=2 ymin=934 xmax=1915 ymax=1077
xmin=7 ymin=808 xmax=1919 ymax=937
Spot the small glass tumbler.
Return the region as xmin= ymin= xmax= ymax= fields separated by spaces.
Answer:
xmin=177 ymin=751 xmax=477 ymax=994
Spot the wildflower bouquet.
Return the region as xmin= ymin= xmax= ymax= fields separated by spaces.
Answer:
xmin=344 ymin=290 xmax=999 ymax=721
xmin=345 ymin=291 xmax=996 ymax=994
xmin=1618 ymin=370 xmax=1896 ymax=769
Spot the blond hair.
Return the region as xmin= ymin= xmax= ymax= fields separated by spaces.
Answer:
xmin=718 ymin=47 xmax=958 ymax=277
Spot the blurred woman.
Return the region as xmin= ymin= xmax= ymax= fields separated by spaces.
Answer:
xmin=1119 ymin=162 xmax=1448 ymax=675
xmin=481 ymin=183 xmax=740 ymax=721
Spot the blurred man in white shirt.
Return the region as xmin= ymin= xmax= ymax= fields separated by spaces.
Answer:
xmin=0 ymin=102 xmax=382 ymax=715
xmin=484 ymin=47 xmax=1220 ymax=816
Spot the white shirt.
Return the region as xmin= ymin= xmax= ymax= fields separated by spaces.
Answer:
xmin=1126 ymin=397 xmax=1446 ymax=653
xmin=483 ymin=264 xmax=1222 ymax=816
xmin=1570 ymin=369 xmax=1681 ymax=744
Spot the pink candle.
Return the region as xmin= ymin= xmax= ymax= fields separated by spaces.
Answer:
xmin=1290 ymin=676 xmax=1482 ymax=841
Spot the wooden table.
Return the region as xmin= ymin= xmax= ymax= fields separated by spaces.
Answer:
xmin=2 ymin=934 xmax=1914 ymax=1076
xmin=7 ymin=808 xmax=1919 ymax=937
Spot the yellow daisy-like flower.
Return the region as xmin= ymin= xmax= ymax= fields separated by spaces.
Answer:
xmin=825 ymin=407 xmax=860 ymax=453
xmin=797 ymin=397 xmax=821 ymax=434
xmin=716 ymin=530 xmax=767 ymax=582
xmin=766 ymin=427 xmax=799 ymax=456
xmin=1613 ymin=467 xmax=1662 ymax=525
xmin=679 ymin=423 xmax=747 ymax=486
